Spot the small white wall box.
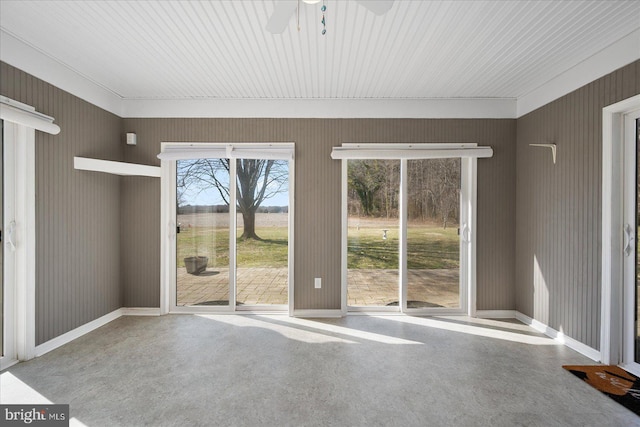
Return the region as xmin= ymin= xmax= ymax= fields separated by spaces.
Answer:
xmin=126 ymin=132 xmax=137 ymax=146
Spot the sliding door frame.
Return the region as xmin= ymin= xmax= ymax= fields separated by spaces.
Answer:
xmin=337 ymin=143 xmax=488 ymax=316
xmin=0 ymin=119 xmax=37 ymax=368
xmin=1 ymin=94 xmax=60 ymax=368
xmin=159 ymin=142 xmax=295 ymax=315
xmin=621 ymin=108 xmax=640 ymax=375
xmin=601 ymin=94 xmax=640 ymax=366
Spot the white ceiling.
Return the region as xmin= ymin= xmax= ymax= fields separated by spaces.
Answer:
xmin=0 ymin=0 xmax=639 ymax=117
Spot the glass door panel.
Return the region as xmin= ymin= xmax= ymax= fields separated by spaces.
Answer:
xmin=635 ymin=117 xmax=639 ymax=363
xmin=235 ymin=159 xmax=289 ymax=306
xmin=176 ymin=158 xmax=230 ymax=306
xmin=0 ymin=120 xmax=3 ymax=356
xmin=347 ymin=159 xmax=400 ymax=307
xmin=406 ymin=159 xmax=461 ymax=308
xmin=624 ymin=111 xmax=640 ymax=374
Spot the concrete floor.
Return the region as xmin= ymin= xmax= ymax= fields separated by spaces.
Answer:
xmin=2 ymin=314 xmax=639 ymax=426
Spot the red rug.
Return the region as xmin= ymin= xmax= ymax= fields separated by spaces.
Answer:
xmin=563 ymin=365 xmax=640 ymax=416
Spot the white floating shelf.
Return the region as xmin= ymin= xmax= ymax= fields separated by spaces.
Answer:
xmin=74 ymin=157 xmax=160 ymax=177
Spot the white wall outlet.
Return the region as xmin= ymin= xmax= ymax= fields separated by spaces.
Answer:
xmin=314 ymin=278 xmax=321 ymax=289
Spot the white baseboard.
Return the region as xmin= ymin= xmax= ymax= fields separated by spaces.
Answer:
xmin=34 ymin=308 xmax=123 ymax=357
xmin=515 ymin=311 xmax=601 ymax=362
xmin=121 ymin=307 xmax=161 ymax=316
xmin=34 ymin=307 xmax=163 ymax=357
xmin=475 ymin=310 xmax=517 ymax=319
xmin=0 ymin=357 xmax=19 ymax=371
xmin=293 ymin=309 xmax=343 ymax=318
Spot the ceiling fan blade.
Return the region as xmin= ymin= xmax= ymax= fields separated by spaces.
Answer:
xmin=266 ymin=1 xmax=298 ymax=34
xmin=356 ymin=0 xmax=394 ymax=15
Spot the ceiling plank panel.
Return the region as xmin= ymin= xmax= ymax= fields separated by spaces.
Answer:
xmin=0 ymin=0 xmax=637 ymax=101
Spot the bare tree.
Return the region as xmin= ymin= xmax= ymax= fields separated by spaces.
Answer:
xmin=423 ymin=159 xmax=460 ymax=228
xmin=177 ymin=158 xmax=288 ymax=240
xmin=236 ymin=159 xmax=288 ymax=239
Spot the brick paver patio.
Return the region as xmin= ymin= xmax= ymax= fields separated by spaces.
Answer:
xmin=177 ymin=267 xmax=459 ymax=307
xmin=347 ymin=268 xmax=459 ymax=307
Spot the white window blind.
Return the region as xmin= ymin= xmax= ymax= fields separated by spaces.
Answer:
xmin=330 ymin=143 xmax=493 ymax=159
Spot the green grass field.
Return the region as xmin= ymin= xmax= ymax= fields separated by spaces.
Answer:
xmin=348 ymin=226 xmax=459 ymax=269
xmin=177 ymin=226 xmax=288 ymax=268
xmin=177 ymin=223 xmax=459 ymax=270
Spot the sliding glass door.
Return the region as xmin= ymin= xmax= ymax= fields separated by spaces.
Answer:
xmin=623 ymin=110 xmax=640 ymax=376
xmin=347 ymin=159 xmax=400 ymax=308
xmin=0 ymin=120 xmax=4 ymax=360
xmin=161 ymin=143 xmax=294 ymax=313
xmin=406 ymin=158 xmax=462 ymax=309
xmin=235 ymin=158 xmax=289 ymax=308
xmin=176 ymin=158 xmax=231 ymax=307
xmin=338 ymin=144 xmax=487 ymax=314
xmin=1 ymin=118 xmax=16 ymax=368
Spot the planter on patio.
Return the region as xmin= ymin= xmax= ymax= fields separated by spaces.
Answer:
xmin=184 ymin=256 xmax=208 ymax=275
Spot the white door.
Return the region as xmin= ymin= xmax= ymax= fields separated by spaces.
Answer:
xmin=622 ymin=108 xmax=640 ymax=376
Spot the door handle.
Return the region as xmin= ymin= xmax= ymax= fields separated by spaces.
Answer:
xmin=461 ymin=224 xmax=471 ymax=243
xmin=624 ymin=223 xmax=634 ymax=257
xmin=7 ymin=220 xmax=16 ymax=252
xmin=168 ymin=220 xmax=176 ymax=241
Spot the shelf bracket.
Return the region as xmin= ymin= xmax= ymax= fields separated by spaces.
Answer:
xmin=529 ymin=143 xmax=556 ymax=164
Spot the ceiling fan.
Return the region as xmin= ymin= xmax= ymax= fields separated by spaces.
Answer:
xmin=266 ymin=0 xmax=394 ymax=34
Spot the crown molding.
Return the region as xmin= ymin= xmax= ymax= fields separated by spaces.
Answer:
xmin=0 ymin=29 xmax=123 ymax=116
xmin=516 ymin=28 xmax=640 ymax=117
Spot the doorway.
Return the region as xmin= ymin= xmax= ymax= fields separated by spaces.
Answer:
xmin=346 ymin=159 xmax=400 ymax=309
xmin=0 ymin=119 xmax=4 ymax=365
xmin=335 ymin=143 xmax=491 ymax=315
xmin=601 ymin=94 xmax=640 ymax=369
xmin=622 ymin=109 xmax=640 ymax=375
xmin=159 ymin=143 xmax=294 ymax=314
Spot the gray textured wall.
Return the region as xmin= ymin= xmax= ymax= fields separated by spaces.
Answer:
xmin=1 ymin=60 xmax=517 ymax=343
xmin=122 ymin=118 xmax=517 ymax=310
xmin=515 ymin=60 xmax=640 ymax=350
xmin=5 ymin=55 xmax=640 ymax=348
xmin=0 ymin=62 xmax=123 ymax=345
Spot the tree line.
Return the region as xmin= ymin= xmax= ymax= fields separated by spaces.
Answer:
xmin=178 ymin=205 xmax=288 ymax=214
xmin=348 ymin=159 xmax=461 ymax=228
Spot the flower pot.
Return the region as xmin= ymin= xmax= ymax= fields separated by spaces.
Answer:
xmin=184 ymin=256 xmax=208 ymax=275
